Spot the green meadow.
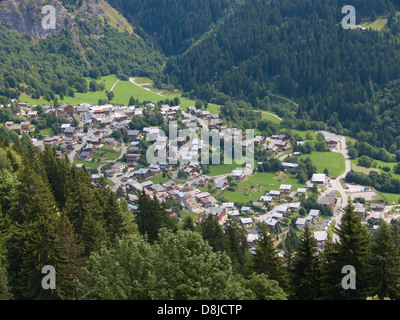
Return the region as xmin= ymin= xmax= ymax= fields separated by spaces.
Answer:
xmin=300 ymin=152 xmax=346 ymax=178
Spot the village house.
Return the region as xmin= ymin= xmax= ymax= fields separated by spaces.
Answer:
xmin=210 ymin=207 xmax=228 ymax=225
xmin=295 ymin=218 xmax=308 ymax=231
xmin=312 ymin=173 xmax=327 ymax=186
xmin=280 ymin=184 xmax=293 ymax=194
xmin=371 ymin=203 xmax=386 ymax=211
xmin=240 ymin=218 xmax=253 ymax=229
xmin=282 ymin=162 xmax=299 ymax=173
xmin=314 ymin=231 xmax=328 ymax=247
xmin=318 ymin=193 xmax=337 ymax=210
xmin=215 ymin=178 xmax=229 ymax=190
xmin=269 ymin=190 xmax=283 ymax=200
xmin=231 ymin=169 xmax=245 ymax=181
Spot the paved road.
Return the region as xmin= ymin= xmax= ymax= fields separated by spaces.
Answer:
xmin=320 ymin=134 xmax=352 ymax=242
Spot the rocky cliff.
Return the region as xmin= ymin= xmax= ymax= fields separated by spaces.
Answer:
xmin=0 ymin=0 xmax=133 ymax=40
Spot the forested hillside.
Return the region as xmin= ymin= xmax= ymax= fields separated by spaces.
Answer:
xmin=107 ymin=0 xmax=234 ymax=55
xmin=165 ymin=0 xmax=400 ymax=150
xmin=0 ymin=0 xmax=164 ymax=104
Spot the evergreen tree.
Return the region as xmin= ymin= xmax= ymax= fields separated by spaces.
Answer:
xmin=135 ymin=190 xmax=169 ymax=244
xmin=198 ymin=214 xmax=226 ymax=252
xmin=80 ymin=212 xmax=109 ymax=257
xmin=8 ymin=166 xmax=58 ymax=224
xmin=223 ymin=217 xmax=250 ymax=274
xmin=253 ymin=225 xmax=289 ymax=291
xmin=320 ymin=204 xmax=372 ymax=299
xmin=370 ymin=222 xmax=400 ymax=299
xmin=0 ymin=205 xmax=12 ymax=300
xmin=291 ymin=225 xmax=321 ymax=300
xmin=7 ymin=215 xmax=72 ymax=300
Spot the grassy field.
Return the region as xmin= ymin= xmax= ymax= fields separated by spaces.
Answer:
xmin=221 ymin=171 xmax=305 ymax=203
xmin=149 ymin=174 xmax=180 ymax=185
xmin=73 ymin=159 xmax=105 ymax=170
xmin=360 ymin=16 xmax=388 ymax=31
xmin=93 ymin=145 xmax=121 ymax=161
xmin=300 ymin=152 xmax=346 ymax=178
xmin=18 ymin=74 xmax=222 ymax=115
xmin=290 ymin=130 xmax=317 ymax=141
xmin=40 ymin=128 xmax=53 ymax=137
xmin=261 ymin=112 xmax=282 ymax=124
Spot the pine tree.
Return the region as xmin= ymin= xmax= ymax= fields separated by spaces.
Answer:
xmin=57 ymin=213 xmax=85 ymax=299
xmin=223 ymin=217 xmax=250 ymax=274
xmin=0 ymin=205 xmax=12 ymax=300
xmin=370 ymin=222 xmax=400 ymax=299
xmin=320 ymin=204 xmax=372 ymax=299
xmin=135 ymin=190 xmax=169 ymax=244
xmin=8 ymin=166 xmax=58 ymax=224
xmin=80 ymin=212 xmax=109 ymax=257
xmin=7 ymin=215 xmax=72 ymax=300
xmin=291 ymin=225 xmax=321 ymax=300
xmin=94 ymin=180 xmax=126 ymax=244
xmin=198 ymin=214 xmax=226 ymax=252
xmin=253 ymin=225 xmax=289 ymax=291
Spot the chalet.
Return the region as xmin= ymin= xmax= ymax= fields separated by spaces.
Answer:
xmin=149 ymin=164 xmax=161 ymax=175
xmin=227 ymin=210 xmax=240 ymax=218
xmin=354 ymin=203 xmax=366 ymax=216
xmin=199 ymin=197 xmax=212 ymax=208
xmin=91 ymin=174 xmax=104 ymax=183
xmin=318 ymin=194 xmax=337 ymax=209
xmin=289 ymin=202 xmax=301 ymax=211
xmin=282 ymin=162 xmax=299 ymax=173
xmin=27 ymin=110 xmax=38 ymax=118
xmin=231 ymin=170 xmax=245 ymax=181
xmin=128 ymin=130 xmax=142 ymax=140
xmin=253 ymin=202 xmax=266 ymax=210
xmin=5 ymin=121 xmax=13 ymax=128
xmin=314 ymin=231 xmax=328 ymax=247
xmin=312 ymin=174 xmax=327 ymax=185
xmin=210 ymin=207 xmax=228 ymax=225
xmin=240 ymin=218 xmax=254 ymax=228
xmin=371 ymin=203 xmax=386 ymax=211
xmin=269 ymin=190 xmax=283 ymax=199
xmin=88 ymin=137 xmax=102 ymax=146
xmin=276 ymin=204 xmax=290 ymax=214
xmin=280 ymin=184 xmax=293 ymax=194
xmin=215 ymin=178 xmax=229 ymax=190
xmin=192 ymin=176 xmax=209 ymax=187
xmin=260 ymin=195 xmax=273 ymax=203
xmin=247 ymin=230 xmax=260 ymax=245
xmin=63 ymin=127 xmax=76 ymax=137
xmin=296 ymin=218 xmax=308 ymax=231
xmin=20 ymin=122 xmax=32 ymax=131
xmin=241 ymin=206 xmax=253 ymax=213
xmin=80 ymin=151 xmax=93 ymax=161
xmin=266 ymin=218 xmax=280 ymax=228
xmin=297 ymin=188 xmax=308 ymax=195
xmin=184 ymin=167 xmax=197 ymax=178
xmin=271 ymin=212 xmax=284 ymax=220
xmin=77 ymin=105 xmax=89 ymax=118
xmin=134 ymin=168 xmax=152 ymax=180
xmin=309 ymin=209 xmax=321 ymax=221
xmin=104 ymin=138 xmax=116 ymax=145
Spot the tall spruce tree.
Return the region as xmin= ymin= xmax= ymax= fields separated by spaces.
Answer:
xmin=253 ymin=225 xmax=289 ymax=291
xmin=320 ymin=204 xmax=372 ymax=299
xmin=370 ymin=222 xmax=400 ymax=299
xmin=135 ymin=190 xmax=169 ymax=244
xmin=291 ymin=224 xmax=321 ymax=300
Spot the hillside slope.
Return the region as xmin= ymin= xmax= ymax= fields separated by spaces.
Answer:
xmin=0 ymin=0 xmax=165 ymax=103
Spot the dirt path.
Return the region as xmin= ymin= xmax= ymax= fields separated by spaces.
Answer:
xmin=110 ymin=79 xmax=120 ymax=92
